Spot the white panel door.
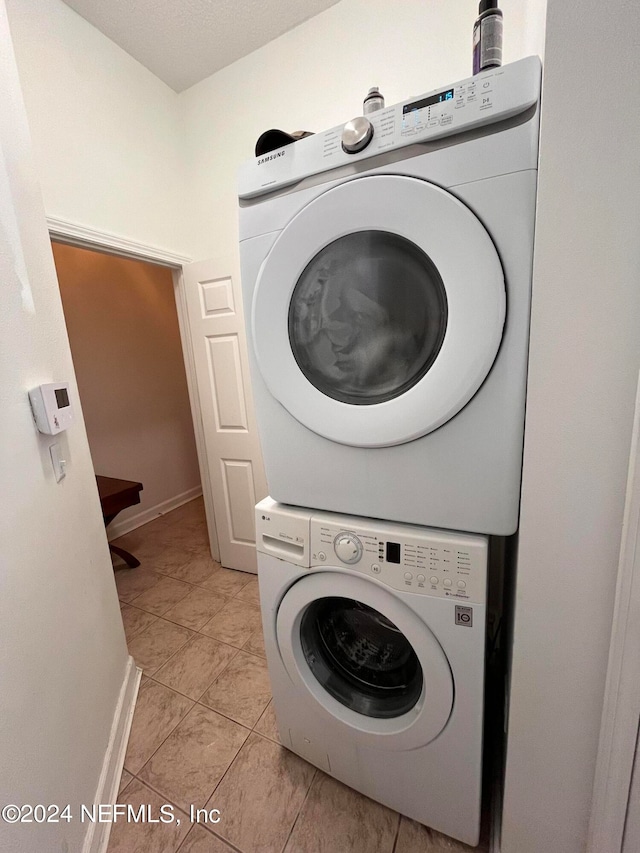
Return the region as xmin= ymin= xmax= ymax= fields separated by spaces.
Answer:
xmin=183 ymin=255 xmax=267 ymax=572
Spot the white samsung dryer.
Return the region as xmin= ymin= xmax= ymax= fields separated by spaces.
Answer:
xmin=256 ymin=498 xmax=488 ymax=846
xmin=239 ymin=58 xmax=541 ymax=535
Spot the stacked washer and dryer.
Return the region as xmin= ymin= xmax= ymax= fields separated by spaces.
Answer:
xmin=238 ymin=56 xmax=541 ymax=847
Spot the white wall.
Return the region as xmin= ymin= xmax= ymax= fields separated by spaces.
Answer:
xmin=180 ymin=0 xmax=535 ymax=261
xmin=0 ymin=2 xmax=130 ymax=850
xmin=5 ymin=0 xmax=185 ymax=255
xmin=520 ymin=0 xmax=547 ymax=60
xmin=53 ymin=243 xmax=201 ymax=528
xmin=5 ymin=0 xmax=544 ymax=263
xmin=502 ymin=2 xmax=640 ymax=851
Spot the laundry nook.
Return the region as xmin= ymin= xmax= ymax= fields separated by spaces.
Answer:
xmin=2 ymin=2 xmax=639 ymax=853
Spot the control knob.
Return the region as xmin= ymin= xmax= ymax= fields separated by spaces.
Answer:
xmin=334 ymin=532 xmax=363 ymax=564
xmin=341 ymin=116 xmax=374 ymax=154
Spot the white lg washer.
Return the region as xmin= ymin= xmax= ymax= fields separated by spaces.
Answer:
xmin=239 ymin=57 xmax=541 ymax=535
xmin=256 ymin=498 xmax=488 ymax=846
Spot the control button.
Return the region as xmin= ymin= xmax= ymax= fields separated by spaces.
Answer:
xmin=341 ymin=116 xmax=374 ymax=154
xmin=333 ymin=533 xmax=363 ymax=564
xmin=417 ymin=574 xmax=426 ymax=583
xmin=430 ymin=577 xmax=439 ymax=585
xmin=317 ymin=551 xmax=326 ymax=562
xmin=443 ymin=579 xmax=453 ymax=588
xmin=457 ymin=580 xmax=467 ymax=589
xmin=404 ymin=572 xmax=413 ymax=581
xmin=371 ymin=564 xmax=381 ymax=574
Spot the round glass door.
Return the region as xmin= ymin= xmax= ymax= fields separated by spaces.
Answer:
xmin=289 ymin=231 xmax=447 ymax=405
xmin=252 ymin=174 xmax=505 ymax=448
xmin=276 ymin=571 xmax=454 ymax=748
xmin=300 ymin=597 xmax=423 ymax=718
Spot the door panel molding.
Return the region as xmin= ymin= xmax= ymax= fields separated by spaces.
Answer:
xmin=206 ymin=335 xmax=249 ymax=431
xmin=184 ymin=254 xmax=268 ymax=572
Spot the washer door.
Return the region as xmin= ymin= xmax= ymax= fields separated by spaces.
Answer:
xmin=252 ymin=175 xmax=505 ymax=447
xmin=276 ymin=571 xmax=454 ymax=750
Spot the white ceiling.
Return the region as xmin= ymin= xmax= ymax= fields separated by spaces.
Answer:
xmin=61 ymin=0 xmax=341 ymax=93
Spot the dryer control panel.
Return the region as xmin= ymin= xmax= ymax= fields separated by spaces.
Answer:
xmin=309 ymin=512 xmax=488 ymax=606
xmin=238 ymin=55 xmax=540 ymax=199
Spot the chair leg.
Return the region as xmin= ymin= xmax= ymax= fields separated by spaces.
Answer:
xmin=109 ymin=543 xmax=140 ymax=569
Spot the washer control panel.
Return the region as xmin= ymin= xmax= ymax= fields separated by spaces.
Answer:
xmin=239 ymin=55 xmax=540 ymax=199
xmin=310 ymin=514 xmax=487 ymax=605
xmin=333 ymin=532 xmax=363 ymax=564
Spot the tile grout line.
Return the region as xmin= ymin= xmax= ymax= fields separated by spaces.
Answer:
xmin=142 ymin=628 xmax=196 ymax=679
xmin=117 ymin=510 xmax=271 ymax=851
xmin=137 ymin=609 xmax=263 ymax=689
xmin=390 ymin=811 xmax=402 ymax=853
xmin=174 ymin=817 xmax=245 ymax=853
xmin=119 ymin=560 xmax=255 ymax=618
xmin=194 ymin=728 xmax=287 ymax=847
xmin=124 ymin=595 xmax=261 ymax=647
xmin=197 ymin=695 xmax=269 ymax=734
xmin=122 ymin=611 xmax=190 ymax=646
xmin=148 ymin=639 xmax=237 ymax=696
xmin=133 ymin=723 xmax=251 ymax=852
xmin=143 ymin=659 xmax=270 ymax=734
xmin=278 ymin=767 xmax=319 ymax=853
xmin=186 ymin=814 xmax=247 ymax=853
xmin=130 ymin=585 xmax=258 ymax=679
xmin=123 ymin=571 xmax=258 ymax=678
xmin=126 ymin=583 xmax=195 ymax=619
xmin=124 ymin=688 xmax=196 ymax=779
xmin=131 ymin=709 xmax=234 ymax=809
xmin=117 ymin=774 xmax=191 ymax=853
xmin=118 ymin=605 xmax=158 ymax=644
xmin=123 ymin=594 xmax=229 ymax=636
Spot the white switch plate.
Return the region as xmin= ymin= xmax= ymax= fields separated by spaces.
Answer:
xmin=49 ymin=443 xmax=67 ymax=482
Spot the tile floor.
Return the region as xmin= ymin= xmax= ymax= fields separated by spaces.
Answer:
xmin=109 ymin=497 xmax=489 ymax=853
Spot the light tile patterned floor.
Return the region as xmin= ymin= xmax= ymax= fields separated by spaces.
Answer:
xmin=109 ymin=498 xmax=489 ymax=853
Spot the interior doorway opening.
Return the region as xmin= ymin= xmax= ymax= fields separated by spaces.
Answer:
xmin=51 ymin=238 xmax=216 ymax=562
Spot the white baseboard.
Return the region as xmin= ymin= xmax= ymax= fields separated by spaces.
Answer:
xmin=82 ymin=657 xmax=141 ymax=853
xmin=107 ymin=486 xmax=203 ymax=541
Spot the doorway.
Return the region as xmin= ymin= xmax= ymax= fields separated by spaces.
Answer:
xmin=48 ymin=222 xmax=267 ymax=574
xmin=52 ymin=241 xmax=208 ymax=548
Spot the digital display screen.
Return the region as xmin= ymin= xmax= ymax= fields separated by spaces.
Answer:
xmin=386 ymin=541 xmax=401 ymax=564
xmin=55 ymin=387 xmax=70 ymax=409
xmin=403 ymin=89 xmax=455 ymax=114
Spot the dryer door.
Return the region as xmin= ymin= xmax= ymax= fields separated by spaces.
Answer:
xmin=252 ymin=174 xmax=505 ymax=447
xmin=276 ymin=570 xmax=454 ymax=750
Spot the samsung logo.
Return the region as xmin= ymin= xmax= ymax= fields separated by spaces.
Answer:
xmin=257 ymin=150 xmax=286 ymax=165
